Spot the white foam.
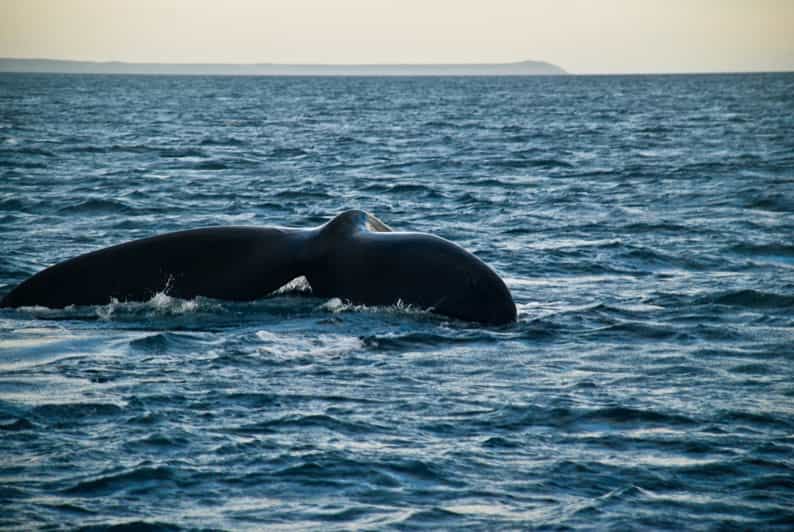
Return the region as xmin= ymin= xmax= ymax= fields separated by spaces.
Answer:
xmin=255 ymin=330 xmax=363 ymax=358
xmin=94 ymin=292 xmax=209 ymax=320
xmin=318 ymin=297 xmax=430 ymax=318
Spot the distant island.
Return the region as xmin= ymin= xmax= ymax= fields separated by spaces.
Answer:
xmin=0 ymin=58 xmax=566 ymax=76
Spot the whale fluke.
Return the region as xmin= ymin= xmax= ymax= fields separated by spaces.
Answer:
xmin=0 ymin=210 xmax=516 ymax=325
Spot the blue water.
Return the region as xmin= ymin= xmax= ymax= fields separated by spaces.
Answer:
xmin=1 ymin=72 xmax=793 ymax=530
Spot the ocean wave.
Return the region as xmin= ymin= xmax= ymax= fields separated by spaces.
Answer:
xmin=579 ymin=406 xmax=697 ymax=427
xmin=583 ymin=321 xmax=688 ymax=341
xmin=744 ymin=193 xmax=794 ymax=212
xmin=360 ymin=330 xmax=485 ymax=350
xmin=199 ymin=136 xmax=245 ymax=146
xmin=236 ymin=413 xmax=383 ymax=436
xmin=255 ymin=330 xmax=363 ymax=358
xmin=728 ymin=242 xmax=794 ymax=267
xmin=157 ymin=147 xmax=207 ymax=158
xmin=61 ymin=465 xmax=175 ymax=496
xmin=1 ymin=146 xmax=56 ymax=157
xmin=126 ymin=331 xmax=218 ymax=356
xmin=619 ymin=246 xmax=714 ymax=270
xmin=466 ymin=177 xmax=520 ymax=187
xmin=57 ymin=198 xmax=137 ymax=215
xmin=62 ymin=144 xmax=110 ymax=154
xmin=271 ymin=453 xmax=450 ymax=489
xmin=109 ymin=143 xmax=157 ymax=154
xmin=272 ymin=189 xmax=333 ymax=200
xmin=0 ymin=418 xmax=34 ymax=431
xmin=730 ymin=242 xmax=794 ymax=258
xmin=620 ymin=221 xmax=691 ymax=233
xmin=31 ymin=402 xmax=125 ymax=423
xmin=716 ymin=410 xmax=793 ymax=431
xmin=362 ymin=182 xmax=440 ymax=195
xmin=0 ymin=198 xmax=28 ymax=212
xmin=495 ymin=157 xmax=574 ymax=169
xmin=269 ymin=146 xmax=310 ymax=158
xmin=0 ymin=328 xmax=100 ymax=372
xmin=697 ymin=289 xmax=794 ymax=309
xmin=478 ymin=404 xmax=697 ymax=432
xmin=191 ymin=159 xmax=228 ymax=170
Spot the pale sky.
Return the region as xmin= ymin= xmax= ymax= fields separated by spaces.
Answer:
xmin=1 ymin=0 xmax=792 ymax=74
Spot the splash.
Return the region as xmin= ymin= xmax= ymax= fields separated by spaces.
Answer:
xmin=274 ymin=276 xmax=312 ymax=295
xmin=319 ymin=297 xmax=433 ymax=318
xmin=94 ymin=293 xmax=209 ymax=320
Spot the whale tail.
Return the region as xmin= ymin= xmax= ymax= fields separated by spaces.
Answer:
xmin=1 ymin=210 xmax=516 ymax=325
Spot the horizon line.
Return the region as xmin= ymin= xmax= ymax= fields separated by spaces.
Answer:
xmin=1 ymin=57 xmax=793 ymax=76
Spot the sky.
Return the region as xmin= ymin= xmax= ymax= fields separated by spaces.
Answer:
xmin=1 ymin=0 xmax=792 ymax=74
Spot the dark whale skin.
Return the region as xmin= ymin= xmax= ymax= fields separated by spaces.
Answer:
xmin=0 ymin=210 xmax=517 ymax=325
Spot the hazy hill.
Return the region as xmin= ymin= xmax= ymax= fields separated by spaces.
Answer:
xmin=0 ymin=58 xmax=566 ymax=76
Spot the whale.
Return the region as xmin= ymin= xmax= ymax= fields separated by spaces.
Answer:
xmin=0 ymin=210 xmax=517 ymax=324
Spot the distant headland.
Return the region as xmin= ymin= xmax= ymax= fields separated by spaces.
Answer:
xmin=0 ymin=58 xmax=566 ymax=76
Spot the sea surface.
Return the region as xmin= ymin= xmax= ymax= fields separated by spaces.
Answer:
xmin=1 ymin=72 xmax=793 ymax=530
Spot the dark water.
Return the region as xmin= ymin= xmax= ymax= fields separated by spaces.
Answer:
xmin=1 ymin=72 xmax=793 ymax=530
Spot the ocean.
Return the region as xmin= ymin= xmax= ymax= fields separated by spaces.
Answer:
xmin=1 ymin=72 xmax=793 ymax=529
